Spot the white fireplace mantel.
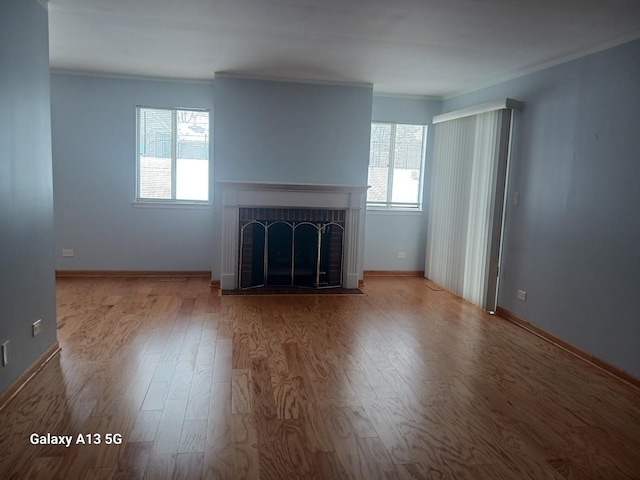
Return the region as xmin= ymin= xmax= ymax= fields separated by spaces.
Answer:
xmin=218 ymin=181 xmax=368 ymax=290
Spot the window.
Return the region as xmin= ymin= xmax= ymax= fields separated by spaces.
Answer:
xmin=137 ymin=107 xmax=210 ymax=203
xmin=367 ymin=122 xmax=426 ymax=209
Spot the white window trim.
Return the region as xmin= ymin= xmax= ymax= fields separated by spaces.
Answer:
xmin=366 ymin=122 xmax=427 ymax=211
xmin=366 ymin=209 xmax=424 ymax=216
xmin=135 ymin=106 xmax=211 ymax=205
xmin=132 ymin=201 xmax=212 ymax=209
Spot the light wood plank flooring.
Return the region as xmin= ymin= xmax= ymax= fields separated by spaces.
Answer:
xmin=1 ymin=277 xmax=639 ymax=479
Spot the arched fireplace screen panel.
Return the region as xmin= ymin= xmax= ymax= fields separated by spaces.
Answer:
xmin=267 ymin=221 xmax=294 ymax=286
xmin=239 ymin=219 xmax=344 ymax=290
xmin=238 ymin=220 xmax=266 ymax=289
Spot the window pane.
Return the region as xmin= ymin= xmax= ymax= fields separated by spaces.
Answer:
xmin=392 ymin=124 xmax=424 ymax=204
xmin=176 ymin=110 xmax=209 ymax=201
xmin=367 ymin=123 xmax=392 ymax=203
xmin=140 ymin=157 xmax=172 ymax=199
xmin=139 ymin=108 xmax=172 ymax=199
xmin=176 ymin=159 xmax=208 ymax=201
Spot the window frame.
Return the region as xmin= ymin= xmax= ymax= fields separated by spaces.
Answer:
xmin=366 ymin=121 xmax=427 ymax=211
xmin=135 ymin=105 xmax=211 ymax=205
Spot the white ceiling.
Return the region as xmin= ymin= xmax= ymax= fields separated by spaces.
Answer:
xmin=47 ymin=0 xmax=640 ymax=97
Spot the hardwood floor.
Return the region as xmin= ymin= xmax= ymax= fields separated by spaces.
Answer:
xmin=1 ymin=276 xmax=639 ymax=479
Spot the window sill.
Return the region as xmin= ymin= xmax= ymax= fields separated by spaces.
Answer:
xmin=366 ymin=208 xmax=424 ymax=216
xmin=133 ymin=201 xmax=212 ymax=210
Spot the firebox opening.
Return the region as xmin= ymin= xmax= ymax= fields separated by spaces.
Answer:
xmin=238 ymin=208 xmax=345 ymax=290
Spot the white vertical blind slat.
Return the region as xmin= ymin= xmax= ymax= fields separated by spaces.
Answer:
xmin=463 ymin=111 xmax=502 ymax=306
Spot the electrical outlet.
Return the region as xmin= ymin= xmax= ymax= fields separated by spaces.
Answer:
xmin=517 ymin=290 xmax=527 ymax=301
xmin=33 ymin=319 xmax=42 ymax=337
xmin=396 ymin=251 xmax=407 ymax=259
xmin=62 ymin=249 xmax=75 ymax=257
xmin=2 ymin=341 xmax=8 ymax=366
xmin=513 ymin=192 xmax=520 ymax=205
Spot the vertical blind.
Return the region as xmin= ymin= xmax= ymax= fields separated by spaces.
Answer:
xmin=426 ymin=100 xmax=520 ymax=310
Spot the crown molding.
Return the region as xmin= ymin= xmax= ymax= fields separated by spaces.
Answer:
xmin=372 ymin=92 xmax=442 ymax=101
xmin=213 ymin=72 xmax=373 ymax=89
xmin=49 ymin=69 xmax=215 ymax=85
xmin=444 ymin=32 xmax=640 ymax=100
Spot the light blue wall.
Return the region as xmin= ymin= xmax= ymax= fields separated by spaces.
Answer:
xmin=0 ymin=0 xmax=57 ymax=393
xmin=51 ymin=74 xmax=215 ymax=271
xmin=444 ymin=39 xmax=640 ymax=377
xmin=53 ymin=75 xmax=374 ymax=279
xmin=364 ymin=95 xmax=442 ymax=271
xmin=213 ymin=76 xmax=373 ymax=185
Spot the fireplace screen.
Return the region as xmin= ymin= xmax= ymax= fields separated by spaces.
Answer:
xmin=238 ymin=208 xmax=345 ymax=289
